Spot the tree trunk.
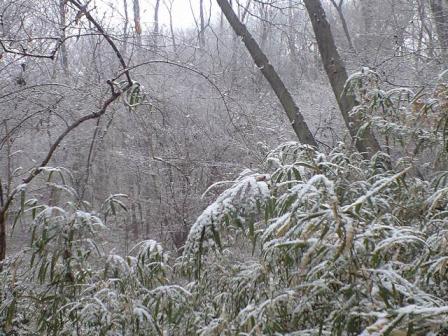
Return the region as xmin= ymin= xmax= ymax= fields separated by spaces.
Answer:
xmin=0 ymin=210 xmax=5 ymax=265
xmin=241 ymin=0 xmax=251 ymax=22
xmin=303 ymin=0 xmax=381 ymax=157
xmin=199 ymin=0 xmax=206 ymax=48
xmin=286 ymin=0 xmax=302 ymax=82
xmin=131 ymin=202 xmax=139 ymax=240
xmin=420 ymin=0 xmax=436 ymax=58
xmin=0 ymin=120 xmax=11 ymax=265
xmin=122 ymin=0 xmax=129 ymax=58
xmin=329 ymin=0 xmax=355 ymax=52
xmin=133 ymin=0 xmax=142 ymax=46
xmin=216 ymin=0 xmax=318 ymax=147
xmin=255 ymin=4 xmax=270 ymax=87
xmin=359 ymin=0 xmax=376 ymax=64
xmin=59 ymin=0 xmax=69 ymax=74
xmin=430 ymin=0 xmax=448 ymax=64
xmin=164 ymin=0 xmax=177 ymax=53
xmin=415 ymin=0 xmax=425 ymax=77
xmin=153 ymin=0 xmax=160 ymax=47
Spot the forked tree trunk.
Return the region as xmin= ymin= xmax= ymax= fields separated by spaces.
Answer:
xmin=164 ymin=0 xmax=177 ymax=53
xmin=303 ymin=0 xmax=381 ymax=157
xmin=216 ymin=0 xmax=318 ymax=147
xmin=329 ymin=0 xmax=355 ymax=52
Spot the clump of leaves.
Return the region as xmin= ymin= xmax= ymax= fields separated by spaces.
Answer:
xmin=0 ymin=172 xmax=194 ymax=335
xmin=183 ymin=141 xmax=448 ymax=335
xmin=345 ymin=67 xmax=448 ymax=170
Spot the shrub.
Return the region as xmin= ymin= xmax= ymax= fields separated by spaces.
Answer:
xmin=2 ymin=71 xmax=448 ymax=335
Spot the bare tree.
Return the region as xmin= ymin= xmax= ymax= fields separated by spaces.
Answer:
xmin=122 ymin=0 xmax=130 ymax=57
xmin=199 ymin=0 xmax=206 ymax=47
xmin=216 ymin=0 xmax=318 ymax=147
xmin=329 ymin=0 xmax=356 ymax=52
xmin=133 ymin=0 xmax=142 ymax=46
xmin=59 ymin=0 xmax=69 ymax=74
xmin=358 ymin=0 xmax=376 ymax=64
xmin=164 ymin=0 xmax=177 ymax=52
xmin=2 ymin=0 xmax=442 ymax=266
xmin=154 ymin=0 xmax=161 ymax=46
xmin=0 ymin=0 xmax=133 ymax=264
xmin=430 ymin=0 xmax=448 ymax=63
xmin=303 ymin=0 xmax=381 ymax=157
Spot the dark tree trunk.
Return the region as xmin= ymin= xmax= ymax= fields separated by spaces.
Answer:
xmin=430 ymin=0 xmax=448 ymax=64
xmin=303 ymin=0 xmax=381 ymax=157
xmin=216 ymin=0 xmax=318 ymax=147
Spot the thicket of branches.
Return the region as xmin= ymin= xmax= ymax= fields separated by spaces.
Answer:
xmin=2 ymin=0 xmax=448 ymax=334
xmin=1 ymin=69 xmax=448 ymax=334
xmin=0 ymin=72 xmax=448 ymax=335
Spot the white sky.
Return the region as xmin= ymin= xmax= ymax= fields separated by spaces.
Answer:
xmin=98 ymin=0 xmax=218 ymax=30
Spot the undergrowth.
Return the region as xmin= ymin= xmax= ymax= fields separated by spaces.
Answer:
xmin=1 ymin=70 xmax=448 ymax=335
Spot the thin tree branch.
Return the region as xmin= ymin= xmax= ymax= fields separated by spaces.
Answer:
xmin=0 ymin=0 xmax=133 ymax=262
xmin=67 ymin=0 xmax=132 ymax=84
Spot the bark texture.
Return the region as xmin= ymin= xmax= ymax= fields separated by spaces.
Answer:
xmin=430 ymin=0 xmax=448 ymax=63
xmin=133 ymin=0 xmax=142 ymax=46
xmin=303 ymin=0 xmax=381 ymax=157
xmin=216 ymin=0 xmax=318 ymax=147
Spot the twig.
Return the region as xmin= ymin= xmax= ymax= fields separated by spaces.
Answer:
xmin=67 ymin=0 xmax=132 ymax=84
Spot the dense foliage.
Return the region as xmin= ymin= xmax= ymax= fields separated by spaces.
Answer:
xmin=1 ymin=71 xmax=448 ymax=335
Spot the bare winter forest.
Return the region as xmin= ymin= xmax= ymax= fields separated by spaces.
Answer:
xmin=1 ymin=0 xmax=448 ymax=334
